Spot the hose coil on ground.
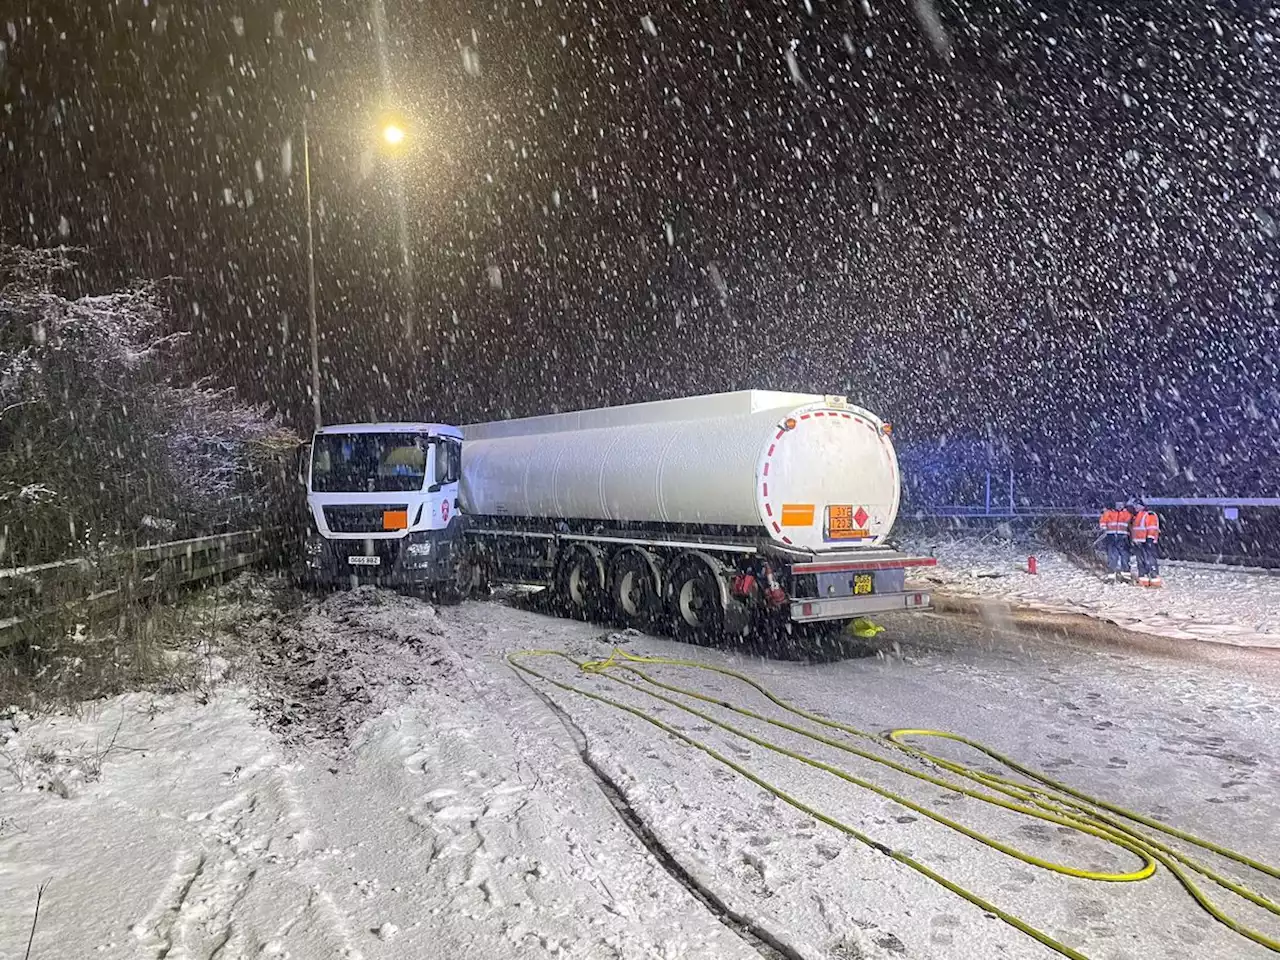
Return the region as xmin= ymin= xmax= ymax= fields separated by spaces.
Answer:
xmin=508 ymin=646 xmax=1280 ymax=959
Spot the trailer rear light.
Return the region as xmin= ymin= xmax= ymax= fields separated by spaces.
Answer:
xmin=730 ymin=574 xmax=758 ymax=598
xmin=801 ymin=602 xmax=813 ymax=617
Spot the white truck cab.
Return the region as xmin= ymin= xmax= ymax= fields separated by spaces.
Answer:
xmin=302 ymin=422 xmax=466 ymax=588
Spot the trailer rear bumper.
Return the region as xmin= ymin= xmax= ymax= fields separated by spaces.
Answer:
xmin=787 ymin=551 xmax=937 ymax=574
xmin=789 ymin=590 xmax=931 ymax=622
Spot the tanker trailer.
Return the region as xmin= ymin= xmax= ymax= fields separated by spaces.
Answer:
xmin=460 ymin=390 xmax=934 ymax=636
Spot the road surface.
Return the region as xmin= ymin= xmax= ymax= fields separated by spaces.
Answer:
xmin=2 ymin=587 xmax=1278 ymax=960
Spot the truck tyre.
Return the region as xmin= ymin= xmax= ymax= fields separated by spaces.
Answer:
xmin=437 ymin=553 xmax=483 ymax=606
xmin=556 ymin=545 xmax=606 ymax=620
xmin=665 ymin=554 xmax=726 ymax=642
xmin=608 ymin=549 xmax=662 ymax=628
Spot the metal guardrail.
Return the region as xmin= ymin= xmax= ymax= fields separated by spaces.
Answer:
xmin=0 ymin=528 xmax=274 ymax=650
xmin=1142 ymin=498 xmax=1280 ymax=508
xmin=911 ymin=506 xmax=1096 ymax=519
xmin=916 ymin=499 xmax=1280 ymax=519
xmin=908 ymin=502 xmax=1280 ymax=569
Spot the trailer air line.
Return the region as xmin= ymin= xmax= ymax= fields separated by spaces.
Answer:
xmin=507 ymin=648 xmax=1280 ymax=960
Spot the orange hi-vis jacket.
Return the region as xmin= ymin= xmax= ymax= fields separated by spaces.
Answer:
xmin=1099 ymin=508 xmax=1131 ymax=534
xmin=1117 ymin=507 xmax=1133 ymax=532
xmin=1132 ymin=509 xmax=1160 ymax=543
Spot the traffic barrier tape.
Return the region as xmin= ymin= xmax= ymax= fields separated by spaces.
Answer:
xmin=507 ymin=646 xmax=1280 ymax=959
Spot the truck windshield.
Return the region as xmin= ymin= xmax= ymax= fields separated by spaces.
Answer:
xmin=311 ymin=433 xmax=430 ymax=493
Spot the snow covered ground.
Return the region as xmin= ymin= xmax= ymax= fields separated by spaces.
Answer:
xmin=0 ymin=592 xmax=757 ymax=960
xmin=3 ymin=586 xmax=1279 ymax=959
xmin=904 ymin=531 xmax=1280 ymax=649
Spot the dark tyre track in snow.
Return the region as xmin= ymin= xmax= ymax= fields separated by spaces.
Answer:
xmin=516 ymin=667 xmax=804 ymax=960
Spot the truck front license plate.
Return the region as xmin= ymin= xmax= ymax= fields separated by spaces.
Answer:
xmin=348 ymin=555 xmax=381 ymax=566
xmin=853 ymin=574 xmax=874 ymax=595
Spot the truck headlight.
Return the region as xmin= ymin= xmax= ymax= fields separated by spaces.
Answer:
xmin=305 ymin=535 xmax=326 ymax=557
xmin=405 ymin=540 xmax=432 ymax=557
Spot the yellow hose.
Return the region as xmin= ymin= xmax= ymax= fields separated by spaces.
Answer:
xmin=507 ymin=646 xmax=1280 ymax=959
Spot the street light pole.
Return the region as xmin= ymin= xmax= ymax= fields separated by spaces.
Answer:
xmin=301 ymin=112 xmax=408 ymax=431
xmin=303 ymin=115 xmax=321 ymax=431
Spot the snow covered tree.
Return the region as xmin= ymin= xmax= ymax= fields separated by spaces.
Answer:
xmin=0 ymin=245 xmax=297 ymax=565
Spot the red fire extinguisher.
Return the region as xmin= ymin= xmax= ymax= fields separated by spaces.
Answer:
xmin=1028 ymin=555 xmax=1038 ymax=575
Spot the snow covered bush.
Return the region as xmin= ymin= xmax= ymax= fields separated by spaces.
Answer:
xmin=0 ymin=245 xmax=298 ymax=565
xmin=157 ymin=382 xmax=299 ymax=531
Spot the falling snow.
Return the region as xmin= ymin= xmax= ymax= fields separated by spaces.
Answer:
xmin=0 ymin=13 xmax=1276 ymax=586
xmin=3 ymin=8 xmax=1280 ymax=954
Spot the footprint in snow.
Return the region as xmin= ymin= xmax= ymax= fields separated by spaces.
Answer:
xmin=930 ymin=913 xmax=961 ymax=946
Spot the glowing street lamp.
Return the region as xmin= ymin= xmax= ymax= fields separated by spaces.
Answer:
xmin=382 ymin=123 xmax=406 ymax=147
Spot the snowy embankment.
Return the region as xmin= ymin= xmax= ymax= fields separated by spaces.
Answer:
xmin=0 ymin=588 xmax=756 ymax=960
xmin=903 ymin=531 xmax=1280 ymax=648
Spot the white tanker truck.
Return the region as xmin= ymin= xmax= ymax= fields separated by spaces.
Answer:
xmin=300 ymin=390 xmax=934 ymax=636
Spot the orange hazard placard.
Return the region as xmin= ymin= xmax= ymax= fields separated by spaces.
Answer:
xmin=826 ymin=504 xmax=869 ymax=540
xmin=780 ymin=503 xmax=816 ymax=527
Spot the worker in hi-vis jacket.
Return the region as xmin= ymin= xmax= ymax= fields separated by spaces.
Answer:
xmin=1115 ymin=501 xmax=1133 ymax=579
xmin=1130 ymin=500 xmax=1163 ymax=588
xmin=1098 ymin=501 xmax=1133 ymax=582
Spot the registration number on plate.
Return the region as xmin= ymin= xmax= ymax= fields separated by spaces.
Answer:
xmin=853 ymin=573 xmax=874 ymax=595
xmin=348 ymin=555 xmax=381 ymax=566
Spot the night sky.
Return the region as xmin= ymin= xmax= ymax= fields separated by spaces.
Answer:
xmin=3 ymin=1 xmax=1278 ymax=498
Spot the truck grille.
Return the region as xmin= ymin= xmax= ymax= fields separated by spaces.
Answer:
xmin=323 ymin=504 xmax=408 ymax=533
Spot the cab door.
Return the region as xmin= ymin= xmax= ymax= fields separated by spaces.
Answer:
xmin=427 ymin=437 xmax=463 ymax=533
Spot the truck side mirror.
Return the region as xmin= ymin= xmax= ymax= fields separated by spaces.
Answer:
xmin=295 ymin=441 xmax=312 ymax=487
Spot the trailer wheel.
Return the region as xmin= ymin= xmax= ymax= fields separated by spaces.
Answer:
xmin=666 ymin=554 xmax=725 ymax=641
xmin=556 ymin=545 xmax=605 ymax=620
xmin=608 ymin=549 xmax=662 ymax=627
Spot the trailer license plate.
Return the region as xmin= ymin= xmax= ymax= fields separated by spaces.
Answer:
xmin=853 ymin=574 xmax=873 ymax=595
xmin=348 ymin=555 xmax=381 ymax=566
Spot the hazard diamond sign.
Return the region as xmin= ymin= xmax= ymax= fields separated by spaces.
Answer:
xmin=826 ymin=505 xmax=871 ymax=541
